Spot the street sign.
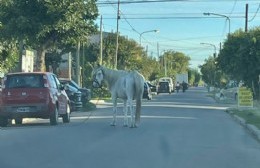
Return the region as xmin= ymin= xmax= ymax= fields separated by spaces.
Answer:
xmin=238 ymin=87 xmax=253 ymax=108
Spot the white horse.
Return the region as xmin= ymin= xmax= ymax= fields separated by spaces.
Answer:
xmin=92 ymin=64 xmax=145 ymax=128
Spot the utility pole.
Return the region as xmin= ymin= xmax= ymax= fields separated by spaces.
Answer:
xmin=164 ymin=51 xmax=167 ymax=76
xmin=76 ymin=41 xmax=81 ymax=86
xmin=100 ymin=15 xmax=103 ymax=65
xmin=115 ymin=0 xmax=120 ymax=69
xmin=245 ymin=3 xmax=248 ymax=32
xmin=157 ymin=42 xmax=159 ymax=60
xmin=82 ymin=42 xmax=84 ymax=87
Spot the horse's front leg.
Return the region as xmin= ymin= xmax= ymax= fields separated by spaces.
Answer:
xmin=111 ymin=97 xmax=117 ymax=126
xmin=123 ymin=100 xmax=128 ymax=127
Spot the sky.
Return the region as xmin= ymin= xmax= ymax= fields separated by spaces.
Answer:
xmin=95 ymin=0 xmax=260 ymax=69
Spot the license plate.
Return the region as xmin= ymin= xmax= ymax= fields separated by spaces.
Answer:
xmin=16 ymin=107 xmax=30 ymax=112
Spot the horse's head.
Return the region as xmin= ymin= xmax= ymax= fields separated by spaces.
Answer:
xmin=92 ymin=64 xmax=104 ymax=88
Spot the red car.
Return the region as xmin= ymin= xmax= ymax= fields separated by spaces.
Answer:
xmin=0 ymin=72 xmax=71 ymax=127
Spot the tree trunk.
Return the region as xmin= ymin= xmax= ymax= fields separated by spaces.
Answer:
xmin=37 ymin=46 xmax=46 ymax=72
xmin=18 ymin=39 xmax=23 ymax=72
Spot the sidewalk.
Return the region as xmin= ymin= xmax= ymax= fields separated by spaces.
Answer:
xmin=226 ymin=108 xmax=260 ymax=142
xmin=211 ymin=90 xmax=260 ymax=142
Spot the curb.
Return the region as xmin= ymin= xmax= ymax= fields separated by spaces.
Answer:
xmin=226 ymin=108 xmax=260 ymax=142
xmin=90 ymin=99 xmax=105 ymax=104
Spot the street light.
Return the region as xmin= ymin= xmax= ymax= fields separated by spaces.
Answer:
xmin=139 ymin=29 xmax=159 ymax=45
xmin=200 ymin=42 xmax=217 ymax=58
xmin=203 ymin=12 xmax=230 ymax=35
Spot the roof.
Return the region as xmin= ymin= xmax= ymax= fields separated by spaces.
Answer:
xmin=6 ymin=72 xmax=54 ymax=76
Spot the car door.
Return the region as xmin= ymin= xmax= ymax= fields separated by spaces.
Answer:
xmin=53 ymin=75 xmax=68 ymax=114
xmin=48 ymin=74 xmax=66 ymax=114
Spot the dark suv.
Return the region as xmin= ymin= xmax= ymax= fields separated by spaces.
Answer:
xmin=157 ymin=81 xmax=171 ymax=94
xmin=59 ymin=78 xmax=91 ymax=104
xmin=0 ymin=72 xmax=71 ymax=127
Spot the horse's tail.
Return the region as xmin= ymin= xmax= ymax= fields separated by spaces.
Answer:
xmin=133 ymin=71 xmax=145 ymax=124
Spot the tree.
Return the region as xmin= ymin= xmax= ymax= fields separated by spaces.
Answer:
xmin=0 ymin=41 xmax=19 ymax=73
xmin=159 ymin=50 xmax=190 ymax=78
xmin=200 ymin=56 xmax=217 ymax=86
xmin=0 ymin=0 xmax=98 ymax=71
xmin=217 ymin=27 xmax=260 ymax=98
xmin=188 ymin=68 xmax=201 ymax=86
xmin=140 ymin=55 xmax=161 ymax=80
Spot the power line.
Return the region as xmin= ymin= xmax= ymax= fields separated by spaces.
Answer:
xmin=228 ymin=0 xmax=237 ymax=17
xmin=248 ymin=3 xmax=260 ymax=22
xmin=99 ymin=15 xmax=246 ymax=20
xmin=97 ymin=0 xmax=189 ymax=5
xmin=97 ymin=0 xmax=260 ymax=5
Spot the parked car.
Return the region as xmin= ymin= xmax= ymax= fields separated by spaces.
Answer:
xmin=147 ymin=82 xmax=157 ymax=93
xmin=157 ymin=81 xmax=171 ymax=94
xmin=143 ymin=82 xmax=152 ymax=100
xmin=59 ymin=78 xmax=91 ymax=105
xmin=220 ymin=80 xmax=242 ymax=100
xmin=64 ymin=84 xmax=82 ymax=111
xmin=0 ymin=72 xmax=71 ymax=127
xmin=158 ymin=77 xmax=175 ymax=92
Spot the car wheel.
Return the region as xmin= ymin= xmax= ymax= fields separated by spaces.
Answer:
xmin=15 ymin=118 xmax=23 ymax=125
xmin=0 ymin=117 xmax=8 ymax=127
xmin=50 ymin=107 xmax=59 ymax=125
xmin=62 ymin=104 xmax=71 ymax=123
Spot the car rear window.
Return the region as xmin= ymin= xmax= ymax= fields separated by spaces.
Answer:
xmin=159 ymin=82 xmax=169 ymax=86
xmin=5 ymin=74 xmax=44 ymax=88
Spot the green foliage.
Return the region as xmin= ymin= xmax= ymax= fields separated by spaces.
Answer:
xmin=0 ymin=41 xmax=19 ymax=73
xmin=158 ymin=50 xmax=190 ymax=78
xmin=140 ymin=55 xmax=161 ymax=80
xmin=217 ymin=27 xmax=260 ymax=98
xmin=200 ymin=56 xmax=217 ymax=86
xmin=188 ymin=68 xmax=201 ymax=86
xmin=0 ymin=0 xmax=98 ymax=71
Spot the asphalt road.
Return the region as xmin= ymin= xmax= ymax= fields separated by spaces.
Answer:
xmin=1 ymin=87 xmax=260 ymax=168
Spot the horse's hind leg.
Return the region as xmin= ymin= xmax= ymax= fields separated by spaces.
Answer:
xmin=111 ymin=98 xmax=117 ymax=126
xmin=128 ymin=99 xmax=135 ymax=128
xmin=123 ymin=100 xmax=128 ymax=127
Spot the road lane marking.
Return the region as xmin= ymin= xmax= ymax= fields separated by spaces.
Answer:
xmin=71 ymin=115 xmax=197 ymax=120
xmin=95 ymin=102 xmax=230 ymax=110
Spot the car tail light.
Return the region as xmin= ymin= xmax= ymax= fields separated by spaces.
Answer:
xmin=43 ymin=75 xmax=49 ymax=88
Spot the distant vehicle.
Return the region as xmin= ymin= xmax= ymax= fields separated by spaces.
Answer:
xmin=59 ymin=78 xmax=91 ymax=105
xmin=157 ymin=81 xmax=171 ymax=94
xmin=143 ymin=82 xmax=152 ymax=100
xmin=158 ymin=77 xmax=174 ymax=92
xmin=0 ymin=72 xmax=71 ymax=127
xmin=220 ymin=80 xmax=242 ymax=100
xmin=175 ymin=73 xmax=188 ymax=85
xmin=146 ymin=82 xmax=157 ymax=93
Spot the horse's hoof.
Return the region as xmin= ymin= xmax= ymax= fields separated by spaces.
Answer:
xmin=129 ymin=124 xmax=137 ymax=128
xmin=123 ymin=124 xmax=128 ymax=127
xmin=110 ymin=123 xmax=116 ymax=126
